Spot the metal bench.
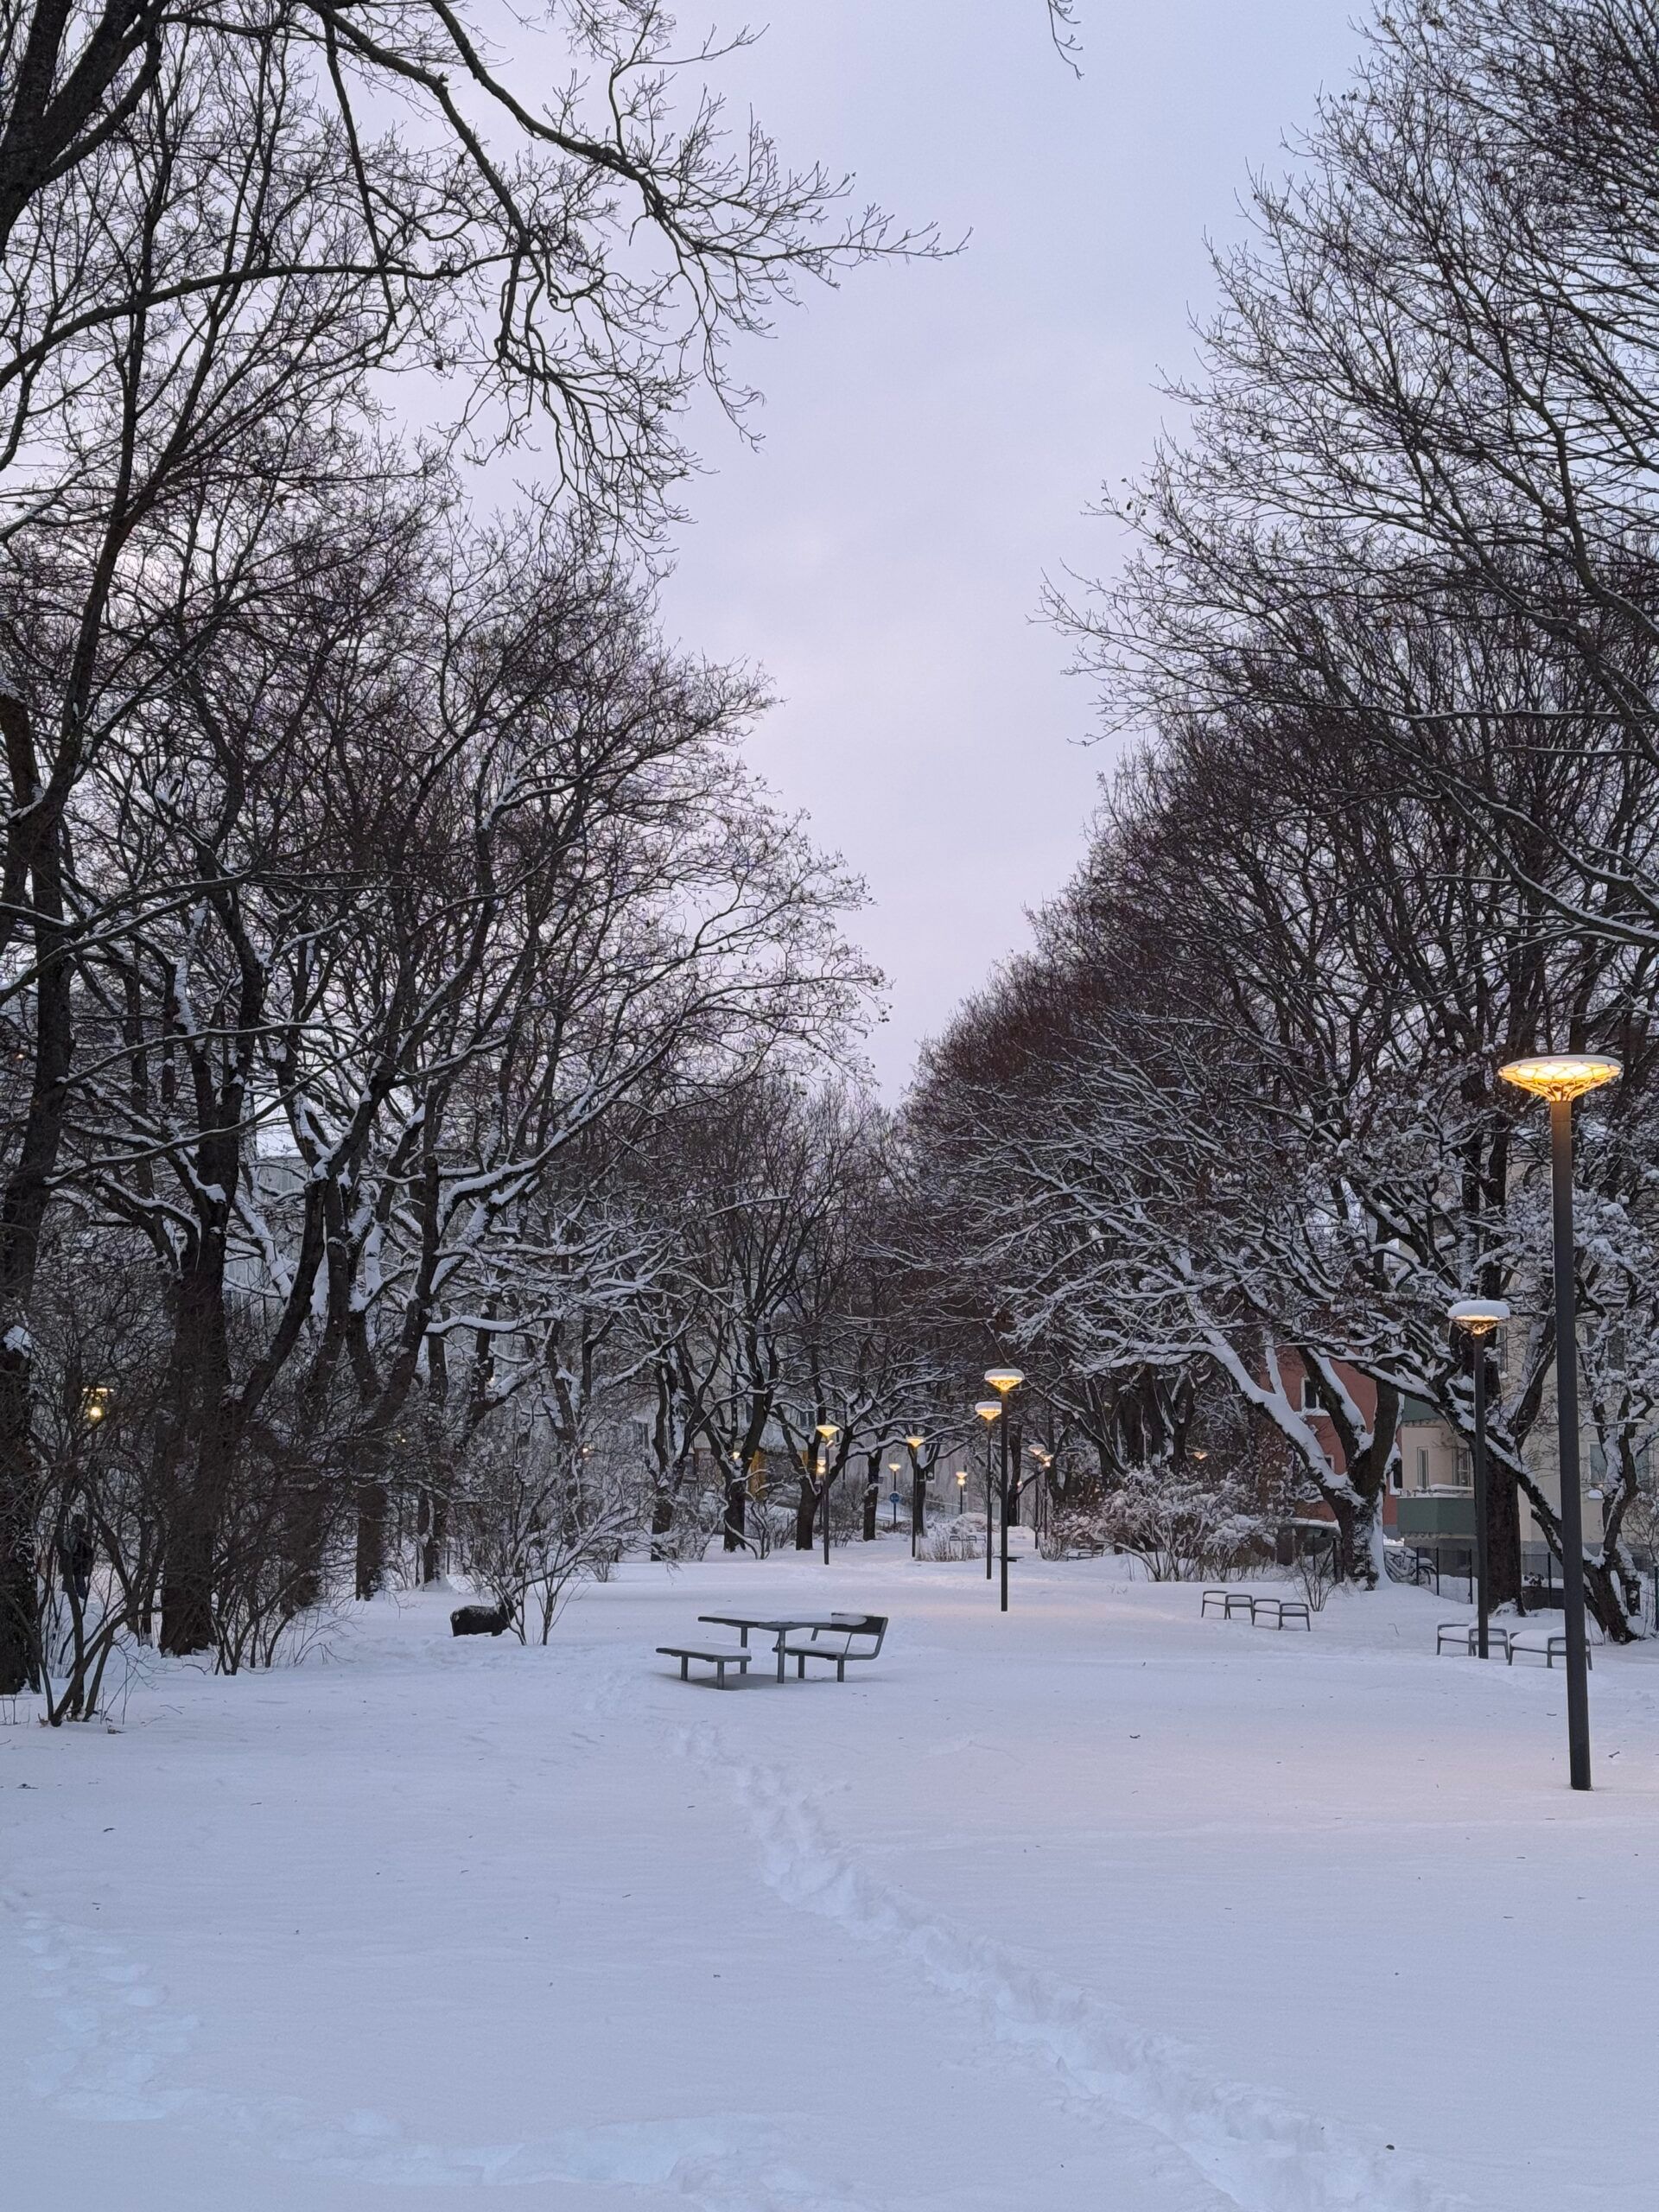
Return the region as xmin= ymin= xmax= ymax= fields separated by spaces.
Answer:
xmin=657 ymin=1643 xmax=753 ymax=1688
xmin=1201 ymin=1588 xmax=1255 ymax=1620
xmin=1508 ymin=1628 xmax=1592 ymax=1670
xmin=1251 ymin=1597 xmax=1311 ymax=1630
xmin=781 ymin=1613 xmax=889 ymax=1682
xmin=1437 ymin=1621 xmax=1511 ymax=1658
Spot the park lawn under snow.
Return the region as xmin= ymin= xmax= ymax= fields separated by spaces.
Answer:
xmin=4 ymin=1552 xmax=1658 ymax=2212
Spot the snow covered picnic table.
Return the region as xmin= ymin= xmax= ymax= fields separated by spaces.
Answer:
xmin=694 ymin=1611 xmax=880 ymax=1684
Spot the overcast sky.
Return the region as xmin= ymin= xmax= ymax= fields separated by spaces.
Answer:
xmin=648 ymin=3 xmax=1373 ymax=1094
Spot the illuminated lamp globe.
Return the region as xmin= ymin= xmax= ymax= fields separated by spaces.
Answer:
xmin=983 ymin=1367 xmax=1024 ymax=1395
xmin=1499 ymin=1054 xmax=1621 ymax=1103
xmin=1449 ymin=1298 xmax=1510 ymax=1339
xmin=973 ymin=1398 xmax=1002 ymax=1424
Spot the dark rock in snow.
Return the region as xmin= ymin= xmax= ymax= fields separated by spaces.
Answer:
xmin=450 ymin=1603 xmax=511 ymax=1637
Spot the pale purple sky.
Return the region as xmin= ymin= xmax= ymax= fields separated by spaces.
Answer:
xmin=653 ymin=4 xmax=1372 ymax=1093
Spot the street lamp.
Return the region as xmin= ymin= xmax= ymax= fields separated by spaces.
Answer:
xmin=1028 ymin=1445 xmax=1052 ymax=1548
xmin=956 ymin=1470 xmax=968 ymax=1515
xmin=973 ymin=1399 xmax=1001 ymax=1583
xmin=1498 ymin=1052 xmax=1621 ymax=1789
xmin=1448 ymin=1297 xmax=1510 ymax=1660
xmin=984 ymin=1368 xmax=1024 ymax=1612
xmin=905 ymin=1433 xmax=926 ymax=1556
xmin=815 ymin=1422 xmax=840 ymax=1567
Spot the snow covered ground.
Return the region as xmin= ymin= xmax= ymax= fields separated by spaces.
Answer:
xmin=6 ymin=1548 xmax=1658 ymax=2212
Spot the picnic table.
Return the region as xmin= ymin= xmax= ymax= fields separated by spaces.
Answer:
xmin=697 ymin=1612 xmax=851 ymax=1684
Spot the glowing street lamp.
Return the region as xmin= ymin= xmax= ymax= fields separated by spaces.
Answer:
xmin=956 ymin=1470 xmax=968 ymax=1515
xmin=815 ymin=1422 xmax=840 ymax=1567
xmin=1499 ymin=1052 xmax=1620 ymax=1789
xmin=974 ymin=1398 xmax=1001 ymax=1584
xmin=1448 ymin=1298 xmax=1510 ymax=1660
xmin=984 ymin=1368 xmax=1024 ymax=1612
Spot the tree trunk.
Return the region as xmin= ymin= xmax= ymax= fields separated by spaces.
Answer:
xmin=1488 ymin=1459 xmax=1522 ymax=1612
xmin=419 ymin=1487 xmax=449 ymax=1584
xmin=0 ymin=690 xmax=73 ymax=1694
xmin=1331 ymin=1488 xmax=1382 ymax=1588
xmin=861 ymin=1452 xmax=879 ymax=1541
xmin=354 ymin=1474 xmax=390 ymax=1599
xmin=159 ymin=1506 xmax=218 ymax=1656
xmin=158 ymin=1262 xmax=235 ymax=1656
xmin=722 ymin=1471 xmax=747 ymax=1551
xmin=0 ymin=1351 xmax=39 ymax=1693
xmin=649 ymin=1486 xmax=675 ymax=1560
xmin=794 ymin=1472 xmax=817 ymax=1550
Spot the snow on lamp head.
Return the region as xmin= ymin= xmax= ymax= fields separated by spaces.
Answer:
xmin=973 ymin=1398 xmax=1001 ymax=1424
xmin=983 ymin=1367 xmax=1024 ymax=1396
xmin=1449 ymin=1298 xmax=1510 ymax=1339
xmin=1498 ymin=1054 xmax=1621 ymax=1103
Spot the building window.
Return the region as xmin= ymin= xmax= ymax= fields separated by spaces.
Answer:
xmin=1454 ymin=1447 xmax=1471 ymax=1489
xmin=1389 ymin=1465 xmax=1402 ymax=1494
xmin=1416 ymin=1447 xmax=1429 ymax=1491
xmin=1300 ymin=1375 xmax=1320 ymax=1412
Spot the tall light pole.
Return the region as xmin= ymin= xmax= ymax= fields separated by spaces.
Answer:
xmin=1499 ymin=1052 xmax=1620 ymax=1790
xmin=973 ymin=1399 xmax=1001 ymax=1582
xmin=815 ymin=1422 xmax=840 ymax=1567
xmin=1449 ymin=1298 xmax=1510 ymax=1659
xmin=985 ymin=1369 xmax=1024 ymax=1611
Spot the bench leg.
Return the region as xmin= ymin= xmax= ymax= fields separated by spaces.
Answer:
xmin=679 ymin=1656 xmax=689 ymax=1681
xmin=796 ymin=1655 xmax=805 ymax=1680
xmin=836 ymin=1659 xmax=846 ymax=1682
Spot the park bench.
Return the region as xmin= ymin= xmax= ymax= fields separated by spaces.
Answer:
xmin=782 ymin=1613 xmax=889 ymax=1681
xmin=1437 ymin=1621 xmax=1511 ymax=1658
xmin=1508 ymin=1627 xmax=1592 ymax=1670
xmin=1250 ymin=1597 xmax=1311 ymax=1630
xmin=1200 ymin=1588 xmax=1255 ymax=1621
xmin=656 ymin=1643 xmax=753 ymax=1688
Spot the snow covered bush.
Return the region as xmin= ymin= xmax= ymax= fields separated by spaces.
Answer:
xmin=1094 ymin=1467 xmax=1269 ymax=1583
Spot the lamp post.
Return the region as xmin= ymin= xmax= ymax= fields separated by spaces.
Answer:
xmin=1498 ymin=1052 xmax=1621 ymax=1790
xmin=1448 ymin=1298 xmax=1510 ymax=1660
xmin=984 ymin=1369 xmax=1024 ymax=1611
xmin=973 ymin=1399 xmax=1001 ymax=1582
xmin=815 ymin=1422 xmax=840 ymax=1567
xmin=956 ymin=1470 xmax=968 ymax=1515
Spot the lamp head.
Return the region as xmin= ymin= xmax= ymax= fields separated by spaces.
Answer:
xmin=816 ymin=1422 xmax=839 ymax=1442
xmin=1499 ymin=1053 xmax=1621 ymax=1104
xmin=983 ymin=1367 xmax=1024 ymax=1395
xmin=956 ymin=1470 xmax=968 ymax=1486
xmin=1449 ymin=1297 xmax=1510 ymax=1339
xmin=973 ymin=1398 xmax=1002 ymax=1424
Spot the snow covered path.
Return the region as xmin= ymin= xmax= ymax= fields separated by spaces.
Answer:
xmin=6 ymin=1554 xmax=1659 ymax=2210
